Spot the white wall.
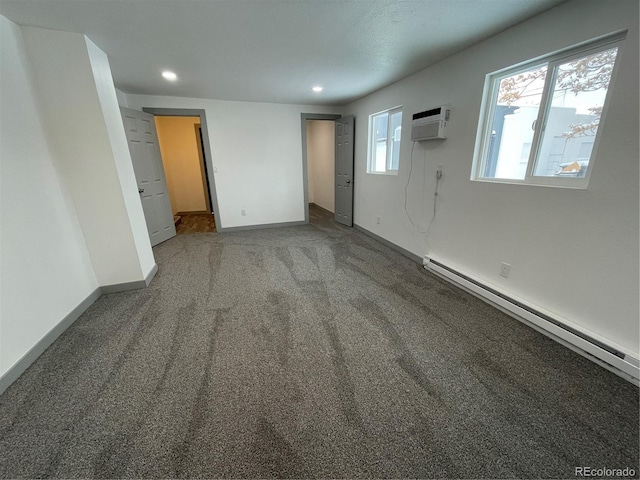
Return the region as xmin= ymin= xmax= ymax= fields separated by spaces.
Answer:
xmin=306 ymin=120 xmax=335 ymax=213
xmin=115 ymin=88 xmax=129 ymax=107
xmin=21 ymin=26 xmax=155 ymax=285
xmin=125 ymin=94 xmax=340 ymax=228
xmin=85 ymin=38 xmax=156 ymax=278
xmin=345 ymin=0 xmax=639 ymax=356
xmin=0 ymin=16 xmax=97 ymax=376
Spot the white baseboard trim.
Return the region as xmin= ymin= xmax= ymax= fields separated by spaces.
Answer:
xmin=424 ymin=255 xmax=639 ymax=384
xmin=0 ymin=287 xmax=102 ymax=395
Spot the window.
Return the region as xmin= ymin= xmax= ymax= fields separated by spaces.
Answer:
xmin=368 ymin=106 xmax=402 ymax=174
xmin=472 ymin=33 xmax=624 ymax=188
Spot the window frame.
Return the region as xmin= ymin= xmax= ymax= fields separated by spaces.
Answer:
xmin=367 ymin=105 xmax=402 ymax=175
xmin=471 ymin=32 xmax=626 ymax=189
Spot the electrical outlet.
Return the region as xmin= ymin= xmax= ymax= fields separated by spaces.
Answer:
xmin=500 ymin=262 xmax=510 ymax=278
xmin=241 ymin=209 xmax=246 ymax=216
xmin=376 ymin=215 xmax=381 ymax=224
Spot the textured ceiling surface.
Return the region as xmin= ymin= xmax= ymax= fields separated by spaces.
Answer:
xmin=0 ymin=0 xmax=566 ymax=105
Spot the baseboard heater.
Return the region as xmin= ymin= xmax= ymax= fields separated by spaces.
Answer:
xmin=424 ymin=256 xmax=639 ymax=382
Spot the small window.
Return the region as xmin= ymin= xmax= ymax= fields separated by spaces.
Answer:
xmin=368 ymin=106 xmax=402 ymax=174
xmin=472 ymin=33 xmax=624 ymax=188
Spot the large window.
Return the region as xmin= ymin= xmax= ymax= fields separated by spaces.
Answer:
xmin=368 ymin=106 xmax=402 ymax=174
xmin=472 ymin=33 xmax=623 ymax=188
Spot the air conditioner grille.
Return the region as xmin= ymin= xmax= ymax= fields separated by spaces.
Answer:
xmin=411 ymin=121 xmax=444 ymax=141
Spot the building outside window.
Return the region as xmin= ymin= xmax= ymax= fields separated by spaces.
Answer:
xmin=368 ymin=106 xmax=402 ymax=174
xmin=472 ymin=33 xmax=624 ymax=188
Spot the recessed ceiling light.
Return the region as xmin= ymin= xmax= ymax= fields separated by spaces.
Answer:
xmin=312 ymin=86 xmax=323 ymax=92
xmin=162 ymin=71 xmax=177 ymax=81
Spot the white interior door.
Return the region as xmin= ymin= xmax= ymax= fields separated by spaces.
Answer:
xmin=335 ymin=116 xmax=355 ymax=226
xmin=120 ymin=107 xmax=176 ymax=246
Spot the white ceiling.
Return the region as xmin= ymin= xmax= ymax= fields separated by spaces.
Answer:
xmin=0 ymin=0 xmax=566 ymax=106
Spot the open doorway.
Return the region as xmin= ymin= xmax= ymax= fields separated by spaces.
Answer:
xmin=154 ymin=116 xmax=215 ymax=233
xmin=306 ymin=120 xmax=335 ymax=214
xmin=144 ymin=108 xmax=221 ymax=233
xmin=300 ymin=113 xmax=341 ymax=223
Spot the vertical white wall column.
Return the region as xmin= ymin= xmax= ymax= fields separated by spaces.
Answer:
xmin=21 ymin=26 xmax=155 ymax=286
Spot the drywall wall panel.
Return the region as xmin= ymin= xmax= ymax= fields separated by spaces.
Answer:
xmin=21 ymin=26 xmax=153 ymax=285
xmin=85 ymin=38 xmax=156 ymax=279
xmin=125 ymin=94 xmax=340 ymax=229
xmin=307 ymin=120 xmax=335 ymax=213
xmin=115 ymin=88 xmax=128 ymax=107
xmin=0 ymin=16 xmax=97 ymax=376
xmin=344 ymin=0 xmax=639 ymax=355
xmin=155 ymin=116 xmax=207 ymax=214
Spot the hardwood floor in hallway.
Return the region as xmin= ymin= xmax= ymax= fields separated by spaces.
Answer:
xmin=175 ymin=213 xmax=216 ymax=234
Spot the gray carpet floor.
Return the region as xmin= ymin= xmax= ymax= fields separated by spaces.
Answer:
xmin=1 ymin=205 xmax=638 ymax=479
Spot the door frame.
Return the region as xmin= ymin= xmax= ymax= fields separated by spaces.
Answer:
xmin=194 ymin=124 xmax=213 ymax=213
xmin=300 ymin=113 xmax=342 ymax=224
xmin=143 ymin=107 xmax=221 ymax=231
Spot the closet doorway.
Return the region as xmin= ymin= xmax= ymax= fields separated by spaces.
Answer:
xmin=151 ymin=113 xmax=217 ymax=234
xmin=301 ymin=113 xmax=341 ymax=223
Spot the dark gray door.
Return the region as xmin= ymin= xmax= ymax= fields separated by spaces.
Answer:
xmin=335 ymin=116 xmax=355 ymax=226
xmin=120 ymin=107 xmax=176 ymax=246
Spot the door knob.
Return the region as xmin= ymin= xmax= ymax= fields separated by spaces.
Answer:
xmin=138 ymin=188 xmax=144 ymax=193
xmin=346 ymin=179 xmax=351 ymax=184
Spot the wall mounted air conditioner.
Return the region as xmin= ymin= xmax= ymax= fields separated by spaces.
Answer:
xmin=411 ymin=105 xmax=451 ymax=141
